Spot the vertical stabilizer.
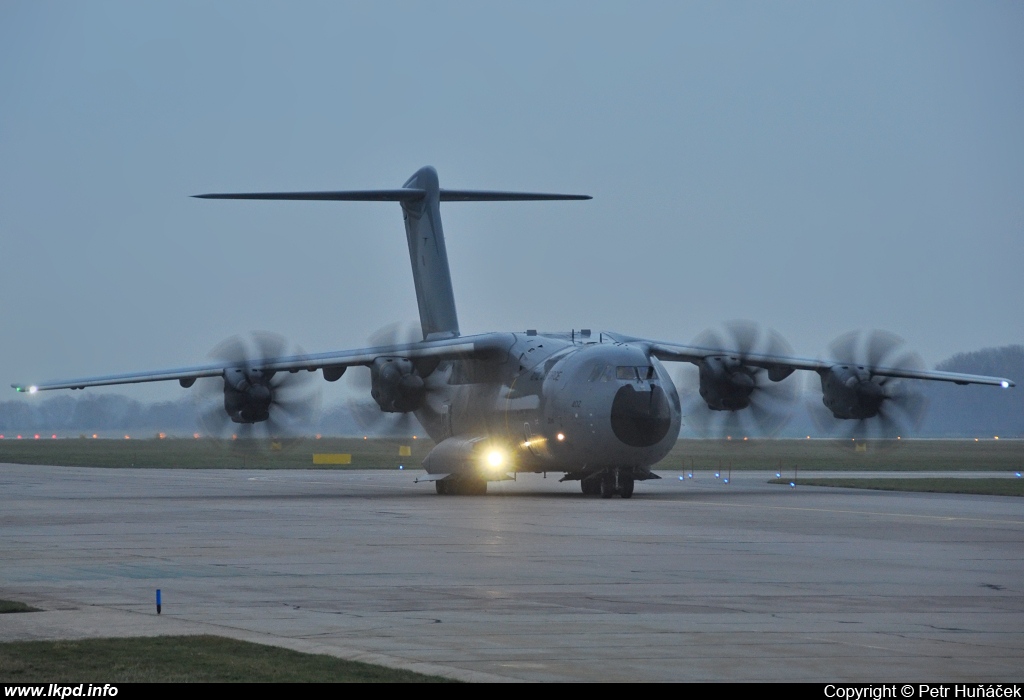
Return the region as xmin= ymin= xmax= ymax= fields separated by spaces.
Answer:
xmin=193 ymin=167 xmax=590 ymax=343
xmin=401 ymin=167 xmax=460 ymax=341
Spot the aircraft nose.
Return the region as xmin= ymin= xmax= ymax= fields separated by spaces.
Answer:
xmin=610 ymin=384 xmax=672 ymax=447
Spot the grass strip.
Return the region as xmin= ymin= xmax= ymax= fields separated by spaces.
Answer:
xmin=0 ymin=635 xmax=455 ymax=683
xmin=0 ymin=438 xmax=433 ymax=469
xmin=0 ymin=600 xmax=40 ymax=614
xmin=0 ymin=438 xmax=1021 ymax=471
xmin=768 ymin=477 xmax=1024 ymax=497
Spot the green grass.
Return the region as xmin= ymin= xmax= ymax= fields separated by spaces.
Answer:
xmin=665 ymin=438 xmax=1024 ymax=472
xmin=0 ymin=600 xmax=40 ymax=614
xmin=0 ymin=635 xmax=455 ymax=683
xmin=0 ymin=437 xmax=1021 ymax=473
xmin=769 ymin=477 xmax=1024 ymax=497
xmin=0 ymin=437 xmax=433 ymax=469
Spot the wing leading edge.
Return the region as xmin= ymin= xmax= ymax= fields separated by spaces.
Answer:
xmin=12 ymin=333 xmax=515 ymax=393
xmin=620 ymin=336 xmax=1015 ymax=388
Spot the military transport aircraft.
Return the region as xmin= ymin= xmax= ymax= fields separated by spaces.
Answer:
xmin=13 ymin=167 xmax=1015 ymax=498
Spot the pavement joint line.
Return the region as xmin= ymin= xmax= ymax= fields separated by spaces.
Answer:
xmin=681 ymin=499 xmax=1024 ymax=526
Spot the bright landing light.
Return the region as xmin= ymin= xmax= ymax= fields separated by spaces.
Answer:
xmin=1001 ymin=381 xmax=1010 ymax=388
xmin=485 ymin=449 xmax=506 ymax=471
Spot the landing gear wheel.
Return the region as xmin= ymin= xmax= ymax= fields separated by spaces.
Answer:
xmin=618 ymin=473 xmax=635 ymax=499
xmin=464 ymin=477 xmax=487 ymax=496
xmin=439 ymin=477 xmax=487 ymax=495
xmin=600 ymin=472 xmax=617 ymax=499
xmin=581 ymin=477 xmax=601 ymax=496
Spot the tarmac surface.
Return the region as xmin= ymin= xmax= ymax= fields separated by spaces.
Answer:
xmin=1 ymin=464 xmax=1022 ymax=682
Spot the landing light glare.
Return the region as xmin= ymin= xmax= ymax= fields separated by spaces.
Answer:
xmin=485 ymin=448 xmax=506 ymax=472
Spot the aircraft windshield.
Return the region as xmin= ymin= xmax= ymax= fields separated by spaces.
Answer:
xmin=616 ymin=366 xmax=656 ymax=381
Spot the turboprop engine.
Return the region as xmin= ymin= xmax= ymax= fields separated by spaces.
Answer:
xmin=697 ymin=356 xmax=756 ymax=411
xmin=370 ymin=357 xmax=426 ymax=413
xmin=818 ymin=365 xmax=885 ymax=419
xmin=677 ymin=321 xmax=798 ymax=437
xmin=809 ymin=330 xmax=928 ymax=439
xmin=193 ymin=332 xmax=323 ymax=438
xmin=222 ymin=367 xmax=274 ymax=423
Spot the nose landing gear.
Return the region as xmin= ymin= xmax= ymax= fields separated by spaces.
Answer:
xmin=581 ymin=468 xmax=634 ymax=499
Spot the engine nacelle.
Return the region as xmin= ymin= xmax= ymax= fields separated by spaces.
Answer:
xmin=819 ymin=365 xmax=885 ymax=419
xmin=698 ymin=356 xmax=756 ymax=411
xmin=222 ymin=367 xmax=274 ymax=424
xmin=370 ymin=357 xmax=425 ymax=413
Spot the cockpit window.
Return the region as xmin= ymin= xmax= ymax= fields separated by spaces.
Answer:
xmin=616 ymin=366 xmax=657 ymax=380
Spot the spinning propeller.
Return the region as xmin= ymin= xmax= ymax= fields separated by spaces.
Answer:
xmin=347 ymin=322 xmax=440 ymax=436
xmin=808 ymin=329 xmax=928 ymax=443
xmin=194 ymin=331 xmax=322 ymax=443
xmin=676 ymin=321 xmax=798 ymax=438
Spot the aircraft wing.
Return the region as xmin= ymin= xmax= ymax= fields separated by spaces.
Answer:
xmin=12 ymin=332 xmax=515 ymax=393
xmin=604 ymin=333 xmax=1015 ymax=388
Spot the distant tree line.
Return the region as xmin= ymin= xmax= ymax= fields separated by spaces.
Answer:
xmin=0 ymin=392 xmax=414 ymax=438
xmin=918 ymin=345 xmax=1023 ymax=437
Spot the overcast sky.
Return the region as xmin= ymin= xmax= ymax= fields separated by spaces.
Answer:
xmin=1 ymin=1 xmax=1021 ymax=402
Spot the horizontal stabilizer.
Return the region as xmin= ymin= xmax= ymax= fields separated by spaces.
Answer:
xmin=193 ymin=189 xmax=425 ymax=201
xmin=439 ymin=190 xmax=590 ymax=201
xmin=194 ymin=189 xmax=590 ymax=202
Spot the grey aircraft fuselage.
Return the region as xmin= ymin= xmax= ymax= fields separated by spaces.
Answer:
xmin=414 ymin=333 xmax=681 ymax=477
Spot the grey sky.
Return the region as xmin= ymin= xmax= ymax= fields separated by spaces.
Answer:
xmin=2 ymin=1 xmax=1021 ymax=402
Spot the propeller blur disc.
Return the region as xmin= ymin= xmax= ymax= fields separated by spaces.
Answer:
xmin=676 ymin=321 xmax=798 ymax=438
xmin=809 ymin=329 xmax=928 ymax=448
xmin=193 ymin=331 xmax=322 ymax=449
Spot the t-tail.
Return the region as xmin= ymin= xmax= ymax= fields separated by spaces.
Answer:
xmin=194 ymin=166 xmax=590 ymax=341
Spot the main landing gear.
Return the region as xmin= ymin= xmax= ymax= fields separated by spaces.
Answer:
xmin=580 ymin=468 xmax=634 ymax=499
